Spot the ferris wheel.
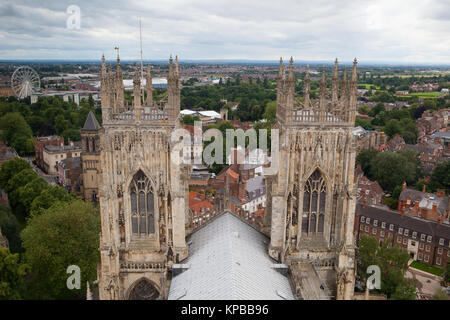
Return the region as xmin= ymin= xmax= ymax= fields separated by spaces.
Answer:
xmin=11 ymin=66 xmax=41 ymax=99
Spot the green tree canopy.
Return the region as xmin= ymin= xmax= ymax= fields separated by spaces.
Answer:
xmin=30 ymin=186 xmax=72 ymax=217
xmin=430 ymin=161 xmax=450 ymax=194
xmin=16 ymin=177 xmax=49 ymax=217
xmin=384 ymin=119 xmax=402 ymax=138
xmin=21 ymin=200 xmax=100 ymax=299
xmin=262 ymin=101 xmax=276 ymax=121
xmin=356 ymin=148 xmax=380 ymax=180
xmin=356 ymin=235 xmax=416 ymax=299
xmin=0 ymin=204 xmax=21 ymax=253
xmin=0 ymin=158 xmax=31 ymax=190
xmin=0 ymin=113 xmax=34 ymax=155
xmin=370 ymin=150 xmax=421 ymax=193
xmin=0 ymin=247 xmax=29 ymax=300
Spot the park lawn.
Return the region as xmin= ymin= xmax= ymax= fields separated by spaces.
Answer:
xmin=410 ymin=92 xmax=441 ymax=97
xmin=358 ymin=83 xmax=380 ymax=90
xmin=410 ymin=261 xmax=444 ymax=277
xmin=379 ymin=74 xmax=442 ymax=78
xmin=395 ymin=92 xmax=441 ymax=99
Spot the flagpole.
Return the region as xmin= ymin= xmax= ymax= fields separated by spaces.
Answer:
xmin=139 ymin=18 xmax=144 ymax=105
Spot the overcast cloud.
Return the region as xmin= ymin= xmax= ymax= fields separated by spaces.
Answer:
xmin=0 ymin=0 xmax=449 ymax=63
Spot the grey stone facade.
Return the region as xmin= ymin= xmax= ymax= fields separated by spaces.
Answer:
xmin=97 ymin=54 xmax=188 ymax=300
xmin=265 ymin=58 xmax=358 ymax=300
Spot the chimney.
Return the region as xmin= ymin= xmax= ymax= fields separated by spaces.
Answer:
xmin=432 ymin=203 xmax=437 ymax=214
xmin=436 ymin=189 xmax=445 ymax=198
xmin=414 ymin=200 xmax=419 ymax=212
xmin=363 ymin=197 xmax=367 ymax=207
xmin=437 ymin=216 xmax=442 ymax=227
xmin=238 ymin=180 xmax=246 ymax=200
xmin=402 ymin=181 xmax=407 ymax=191
xmin=422 ymin=184 xmax=426 ymax=193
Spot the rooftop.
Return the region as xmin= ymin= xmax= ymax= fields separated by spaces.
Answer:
xmin=82 ymin=111 xmax=101 ymax=131
xmin=168 ymin=212 xmax=295 ymax=300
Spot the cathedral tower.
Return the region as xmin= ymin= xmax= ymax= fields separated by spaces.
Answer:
xmin=97 ymin=55 xmax=188 ymax=300
xmin=267 ymin=58 xmax=358 ymax=300
xmin=81 ymin=111 xmax=101 ymax=202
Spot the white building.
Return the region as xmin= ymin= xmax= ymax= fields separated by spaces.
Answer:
xmin=241 ymin=175 xmax=266 ymax=214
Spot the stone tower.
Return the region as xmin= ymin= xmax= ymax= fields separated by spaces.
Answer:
xmin=81 ymin=110 xmax=101 ymax=202
xmin=97 ymin=55 xmax=188 ymax=300
xmin=267 ymin=58 xmax=358 ymax=300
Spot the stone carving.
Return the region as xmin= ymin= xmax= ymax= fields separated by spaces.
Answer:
xmin=97 ymin=54 xmax=187 ymax=300
xmin=269 ymin=58 xmax=357 ymax=300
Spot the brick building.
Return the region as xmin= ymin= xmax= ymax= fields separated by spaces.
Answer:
xmin=188 ymin=191 xmax=216 ymax=230
xmin=398 ymin=183 xmax=449 ymax=224
xmin=355 ymin=203 xmax=450 ymax=267
xmin=34 ymin=135 xmax=65 ymax=170
xmin=355 ymin=165 xmax=384 ymax=206
xmin=42 ymin=141 xmax=82 ymax=174
xmin=56 ymin=156 xmax=82 ymax=194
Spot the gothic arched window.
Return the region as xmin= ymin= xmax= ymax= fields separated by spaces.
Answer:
xmin=301 ymin=169 xmax=327 ymax=235
xmin=130 ymin=170 xmax=155 ymax=235
xmin=129 ymin=278 xmax=160 ymax=300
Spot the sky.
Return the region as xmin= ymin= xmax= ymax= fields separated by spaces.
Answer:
xmin=0 ymin=0 xmax=449 ymax=64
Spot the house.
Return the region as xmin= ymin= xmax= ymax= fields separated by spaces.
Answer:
xmin=352 ymin=127 xmax=387 ymax=154
xmin=355 ymin=203 xmax=450 ymax=267
xmin=56 ymin=157 xmax=81 ymax=194
xmin=398 ymin=183 xmax=449 ymax=224
xmin=402 ymin=142 xmax=443 ymax=176
xmin=355 ymin=164 xmax=384 ymax=205
xmin=386 ymin=135 xmax=405 ymax=152
xmin=240 ymin=175 xmax=266 ymax=215
xmin=188 ymin=191 xmax=216 ymax=229
xmin=34 ymin=135 xmax=65 ymax=171
xmin=42 ymin=141 xmax=82 ymax=174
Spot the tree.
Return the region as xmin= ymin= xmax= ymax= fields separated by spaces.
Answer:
xmin=0 ymin=158 xmax=31 ymax=190
xmin=384 ymin=119 xmax=402 ymax=138
xmin=356 ymin=235 xmax=379 ymax=282
xmin=358 ymin=105 xmax=370 ymax=115
xmin=0 ymin=113 xmax=34 ymax=155
xmin=16 ymin=177 xmax=49 ymax=216
xmin=0 ymin=247 xmax=29 ymax=300
xmin=30 ymin=186 xmax=72 ymax=217
xmin=443 ymin=262 xmax=450 ymax=284
xmin=263 ymin=101 xmax=276 ymax=121
xmin=370 ymin=151 xmax=419 ymax=193
xmin=430 ymin=161 xmax=450 ymax=194
xmin=356 ymin=235 xmax=415 ymax=299
xmin=6 ymin=169 xmax=39 ymax=216
xmin=6 ymin=168 xmax=37 ymax=194
xmin=356 ymin=148 xmax=380 ymax=180
xmin=21 ymin=200 xmax=100 ymax=299
xmin=0 ymin=204 xmax=21 ymax=253
xmin=390 ymin=278 xmax=417 ymax=300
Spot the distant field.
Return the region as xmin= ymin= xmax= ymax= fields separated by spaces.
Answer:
xmin=358 ymin=84 xmax=380 ymax=89
xmin=395 ymin=92 xmax=441 ymax=99
xmin=379 ymin=74 xmax=443 ymax=78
